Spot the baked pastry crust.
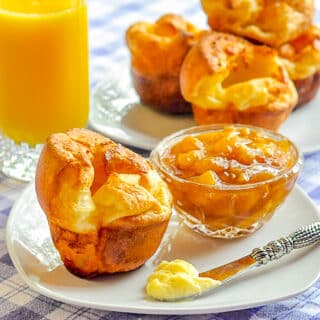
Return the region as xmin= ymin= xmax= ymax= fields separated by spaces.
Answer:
xmin=294 ymin=72 xmax=320 ymax=109
xmin=279 ymin=26 xmax=320 ymax=108
xmin=180 ymin=32 xmax=298 ymax=131
xmin=126 ymin=14 xmax=203 ymax=113
xmin=35 ymin=128 xmax=172 ymax=277
xmin=191 ymin=104 xmax=293 ymax=131
xmin=201 ymin=0 xmax=315 ymax=47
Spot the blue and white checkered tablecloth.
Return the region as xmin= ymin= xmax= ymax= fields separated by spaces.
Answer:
xmin=1 ymin=1 xmax=320 ymax=319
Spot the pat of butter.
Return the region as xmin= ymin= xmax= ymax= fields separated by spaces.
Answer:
xmin=146 ymin=259 xmax=221 ymax=301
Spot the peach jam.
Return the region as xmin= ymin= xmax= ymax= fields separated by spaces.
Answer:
xmin=151 ymin=125 xmax=302 ymax=238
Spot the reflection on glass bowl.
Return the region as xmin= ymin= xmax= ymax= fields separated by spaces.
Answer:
xmin=150 ymin=124 xmax=302 ymax=238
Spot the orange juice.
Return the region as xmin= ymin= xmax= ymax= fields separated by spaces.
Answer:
xmin=0 ymin=0 xmax=89 ymax=145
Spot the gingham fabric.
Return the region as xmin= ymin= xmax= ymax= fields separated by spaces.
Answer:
xmin=0 ymin=1 xmax=320 ymax=319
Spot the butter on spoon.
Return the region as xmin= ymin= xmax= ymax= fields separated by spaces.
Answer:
xmin=146 ymin=259 xmax=221 ymax=301
xmin=146 ymin=222 xmax=320 ymax=302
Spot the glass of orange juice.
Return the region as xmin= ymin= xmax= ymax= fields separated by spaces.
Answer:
xmin=0 ymin=0 xmax=89 ymax=181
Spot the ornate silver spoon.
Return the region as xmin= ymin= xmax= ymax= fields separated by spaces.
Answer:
xmin=162 ymin=222 xmax=320 ymax=302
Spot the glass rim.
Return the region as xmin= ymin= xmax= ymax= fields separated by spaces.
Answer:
xmin=0 ymin=0 xmax=86 ymax=15
xmin=150 ymin=123 xmax=303 ymax=191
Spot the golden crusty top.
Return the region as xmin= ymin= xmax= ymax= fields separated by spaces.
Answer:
xmin=201 ymin=0 xmax=315 ymax=47
xmin=126 ymin=14 xmax=204 ymax=77
xmin=180 ymin=32 xmax=298 ymax=111
xmin=279 ymin=25 xmax=320 ymax=80
xmin=35 ymin=128 xmax=172 ymax=233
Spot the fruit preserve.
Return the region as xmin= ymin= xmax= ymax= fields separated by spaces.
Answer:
xmin=151 ymin=124 xmax=302 ymax=238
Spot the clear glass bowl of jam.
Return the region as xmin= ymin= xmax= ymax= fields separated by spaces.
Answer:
xmin=150 ymin=124 xmax=302 ymax=238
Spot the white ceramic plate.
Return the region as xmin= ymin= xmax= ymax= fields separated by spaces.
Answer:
xmin=90 ymin=66 xmax=320 ymax=153
xmin=6 ymin=183 xmax=320 ymax=315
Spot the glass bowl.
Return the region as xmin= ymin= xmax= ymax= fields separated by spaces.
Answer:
xmin=150 ymin=124 xmax=302 ymax=238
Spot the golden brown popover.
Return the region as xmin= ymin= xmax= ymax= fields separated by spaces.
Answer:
xmin=201 ymin=0 xmax=315 ymax=48
xmin=279 ymin=25 xmax=320 ymax=109
xmin=126 ymin=14 xmax=204 ymax=114
xmin=35 ymin=128 xmax=172 ymax=278
xmin=180 ymin=32 xmax=298 ymax=131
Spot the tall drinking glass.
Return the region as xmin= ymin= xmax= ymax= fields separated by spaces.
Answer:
xmin=0 ymin=0 xmax=89 ymax=181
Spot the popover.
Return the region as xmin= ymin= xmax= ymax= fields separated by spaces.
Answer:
xmin=279 ymin=25 xmax=320 ymax=109
xmin=35 ymin=128 xmax=172 ymax=278
xmin=126 ymin=14 xmax=204 ymax=114
xmin=201 ymin=0 xmax=315 ymax=47
xmin=180 ymin=32 xmax=298 ymax=131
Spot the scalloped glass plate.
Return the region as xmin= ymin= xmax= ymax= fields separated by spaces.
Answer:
xmin=6 ymin=183 xmax=320 ymax=315
xmin=90 ymin=65 xmax=320 ymax=153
